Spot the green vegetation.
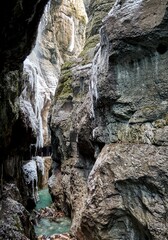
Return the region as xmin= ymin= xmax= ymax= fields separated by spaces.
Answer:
xmin=61 ymin=61 xmax=75 ymax=70
xmin=80 ymin=34 xmax=100 ymax=64
xmin=55 ymin=68 xmax=73 ymax=101
xmin=84 ymin=34 xmax=100 ymax=52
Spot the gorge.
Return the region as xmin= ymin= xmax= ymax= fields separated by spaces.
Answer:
xmin=0 ymin=0 xmax=168 ymax=240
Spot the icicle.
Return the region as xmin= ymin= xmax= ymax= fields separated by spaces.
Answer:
xmin=91 ymin=48 xmax=101 ymax=101
xmin=90 ymin=47 xmax=101 ymax=118
xmin=22 ymin=0 xmax=52 ymax=149
xmin=35 ymin=156 xmax=45 ymax=175
xmin=22 ymin=160 xmax=38 ymax=200
xmin=22 ymin=160 xmax=37 ymax=185
xmin=68 ymin=16 xmax=75 ymax=52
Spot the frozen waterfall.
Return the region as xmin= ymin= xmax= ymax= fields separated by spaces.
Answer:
xmin=20 ymin=0 xmax=58 ymax=149
xmin=68 ymin=16 xmax=75 ymax=52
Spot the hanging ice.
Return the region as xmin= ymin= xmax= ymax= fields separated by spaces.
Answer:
xmin=35 ymin=156 xmax=45 ymax=175
xmin=22 ymin=53 xmax=46 ymax=148
xmin=68 ymin=16 xmax=75 ymax=52
xmin=20 ymin=0 xmax=58 ymax=149
xmin=90 ymin=47 xmax=101 ymax=118
xmin=22 ymin=160 xmax=38 ymax=185
xmin=22 ymin=160 xmax=38 ymax=200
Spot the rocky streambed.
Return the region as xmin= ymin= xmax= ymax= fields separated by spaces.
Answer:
xmin=32 ymin=188 xmax=73 ymax=240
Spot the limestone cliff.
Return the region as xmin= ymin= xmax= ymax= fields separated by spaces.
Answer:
xmin=49 ymin=0 xmax=114 ymax=234
xmin=1 ymin=0 xmax=168 ymax=239
xmin=20 ymin=0 xmax=88 ymax=150
xmin=1 ymin=0 xmax=88 ymax=239
xmin=49 ymin=0 xmax=168 ymax=239
xmin=19 ymin=0 xmax=88 ymax=212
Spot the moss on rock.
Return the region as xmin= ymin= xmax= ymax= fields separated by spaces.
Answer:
xmin=55 ymin=68 xmax=73 ymax=101
xmin=61 ymin=61 xmax=76 ymax=71
xmin=80 ymin=34 xmax=100 ymax=64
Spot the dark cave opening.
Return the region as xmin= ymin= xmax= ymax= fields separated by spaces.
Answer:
xmin=156 ymin=43 xmax=167 ymax=54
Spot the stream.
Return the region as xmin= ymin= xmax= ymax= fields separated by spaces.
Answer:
xmin=34 ymin=188 xmax=71 ymax=238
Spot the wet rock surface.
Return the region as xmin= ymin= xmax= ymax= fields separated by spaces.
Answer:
xmin=33 ymin=195 xmax=72 ymax=239
xmin=0 ymin=0 xmax=49 ymax=72
xmin=1 ymin=0 xmax=168 ymax=239
xmin=49 ymin=0 xmax=168 ymax=239
xmin=0 ymin=0 xmax=50 ymax=187
xmin=37 ymin=233 xmax=76 ymax=240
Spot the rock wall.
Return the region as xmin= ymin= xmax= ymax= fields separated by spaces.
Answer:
xmin=0 ymin=0 xmax=50 ymax=239
xmin=52 ymin=0 xmax=88 ymax=62
xmin=0 ymin=184 xmax=36 ymax=240
xmin=49 ymin=0 xmax=168 ymax=239
xmin=20 ymin=0 xmax=88 ymax=150
xmin=80 ymin=144 xmax=168 ymax=240
xmin=19 ymin=0 xmax=88 ymax=209
xmin=81 ymin=0 xmax=115 ymax=63
xmin=49 ymin=0 xmax=115 ymax=235
xmin=1 ymin=0 xmax=168 ymax=239
xmin=1 ymin=0 xmax=88 ymax=238
xmin=0 ymin=0 xmax=49 ymax=187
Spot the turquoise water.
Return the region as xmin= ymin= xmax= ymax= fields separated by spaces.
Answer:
xmin=35 ymin=217 xmax=71 ymax=236
xmin=34 ymin=188 xmax=71 ymax=237
xmin=35 ymin=188 xmax=52 ymax=210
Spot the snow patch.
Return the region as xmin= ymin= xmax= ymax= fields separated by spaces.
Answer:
xmin=22 ymin=160 xmax=38 ymax=185
xmin=35 ymin=156 xmax=45 ymax=175
xmin=22 ymin=160 xmax=38 ymax=200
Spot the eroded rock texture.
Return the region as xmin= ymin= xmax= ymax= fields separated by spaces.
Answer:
xmin=1 ymin=0 xmax=89 ymax=238
xmin=0 ymin=184 xmax=36 ymax=240
xmin=20 ymin=0 xmax=88 ymax=149
xmin=0 ymin=0 xmax=49 ymax=180
xmin=80 ymin=144 xmax=168 ymax=240
xmin=0 ymin=0 xmax=49 ymax=239
xmin=49 ymin=0 xmax=168 ymax=239
xmin=49 ymin=0 xmax=114 ymax=234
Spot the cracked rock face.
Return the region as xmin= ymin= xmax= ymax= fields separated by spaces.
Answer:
xmin=0 ymin=184 xmax=35 ymax=240
xmin=0 ymin=1 xmax=50 ymax=239
xmin=0 ymin=0 xmax=49 ymax=158
xmin=79 ymin=144 xmax=168 ymax=240
xmin=77 ymin=0 xmax=168 ymax=239
xmin=49 ymin=0 xmax=168 ymax=239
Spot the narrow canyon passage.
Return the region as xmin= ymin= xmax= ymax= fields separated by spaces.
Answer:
xmin=20 ymin=1 xmax=76 ymax=238
xmin=19 ymin=0 xmax=88 ymax=239
xmin=1 ymin=0 xmax=168 ymax=240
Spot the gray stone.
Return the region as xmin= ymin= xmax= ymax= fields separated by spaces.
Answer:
xmin=79 ymin=144 xmax=168 ymax=240
xmin=0 ymin=184 xmax=35 ymax=240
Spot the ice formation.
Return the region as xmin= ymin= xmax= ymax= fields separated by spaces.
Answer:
xmin=90 ymin=47 xmax=101 ymax=118
xmin=35 ymin=156 xmax=45 ymax=175
xmin=68 ymin=16 xmax=75 ymax=52
xmin=22 ymin=160 xmax=38 ymax=200
xmin=20 ymin=0 xmax=58 ymax=149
